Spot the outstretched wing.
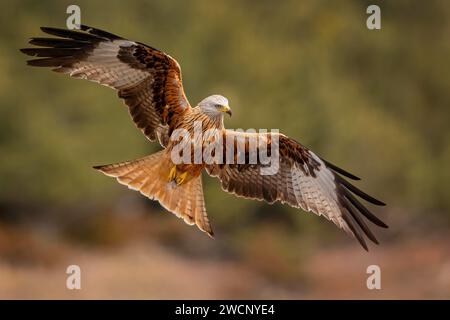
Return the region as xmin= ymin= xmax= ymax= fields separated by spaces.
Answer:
xmin=21 ymin=25 xmax=190 ymax=146
xmin=206 ymin=130 xmax=387 ymax=250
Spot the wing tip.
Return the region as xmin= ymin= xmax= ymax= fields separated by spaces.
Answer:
xmin=336 ymin=174 xmax=386 ymax=206
xmin=379 ymin=221 xmax=389 ymax=229
xmin=321 ymin=158 xmax=361 ymax=181
xmin=92 ymin=165 xmax=106 ymax=172
xmin=24 ymin=58 xmax=51 ymax=67
xmin=40 ymin=26 xmax=56 ymax=34
xmin=376 ymin=199 xmax=387 ymax=207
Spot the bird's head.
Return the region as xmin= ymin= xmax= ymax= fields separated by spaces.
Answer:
xmin=198 ymin=95 xmax=232 ymax=119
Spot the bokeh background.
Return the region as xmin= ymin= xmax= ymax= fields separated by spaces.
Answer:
xmin=1 ymin=0 xmax=449 ymax=299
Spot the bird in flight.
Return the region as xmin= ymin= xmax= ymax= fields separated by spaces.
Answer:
xmin=21 ymin=25 xmax=387 ymax=250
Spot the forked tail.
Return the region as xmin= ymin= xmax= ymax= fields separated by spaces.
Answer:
xmin=93 ymin=151 xmax=213 ymax=236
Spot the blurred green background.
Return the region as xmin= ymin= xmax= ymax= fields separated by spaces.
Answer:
xmin=0 ymin=0 xmax=449 ymax=299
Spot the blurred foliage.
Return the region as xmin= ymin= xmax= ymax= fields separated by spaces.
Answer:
xmin=0 ymin=0 xmax=449 ymax=247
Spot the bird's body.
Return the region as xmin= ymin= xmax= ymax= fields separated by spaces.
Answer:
xmin=21 ymin=25 xmax=388 ymax=250
xmin=165 ymin=104 xmax=226 ymax=184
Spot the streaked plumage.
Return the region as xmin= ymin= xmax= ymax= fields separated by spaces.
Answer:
xmin=21 ymin=25 xmax=387 ymax=250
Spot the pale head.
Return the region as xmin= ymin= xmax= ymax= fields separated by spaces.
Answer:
xmin=198 ymin=94 xmax=232 ymax=118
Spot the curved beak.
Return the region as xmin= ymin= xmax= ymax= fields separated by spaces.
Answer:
xmin=220 ymin=105 xmax=232 ymax=117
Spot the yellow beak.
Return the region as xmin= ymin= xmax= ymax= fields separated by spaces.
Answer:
xmin=220 ymin=105 xmax=232 ymax=117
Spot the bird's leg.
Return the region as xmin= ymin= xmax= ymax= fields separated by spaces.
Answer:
xmin=176 ymin=172 xmax=188 ymax=185
xmin=168 ymin=165 xmax=177 ymax=182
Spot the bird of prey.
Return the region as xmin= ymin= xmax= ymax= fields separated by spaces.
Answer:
xmin=21 ymin=25 xmax=387 ymax=250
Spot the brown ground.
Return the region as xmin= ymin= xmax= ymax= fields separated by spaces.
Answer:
xmin=1 ymin=226 xmax=449 ymax=299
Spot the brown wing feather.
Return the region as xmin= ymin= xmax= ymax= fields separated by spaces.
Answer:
xmin=20 ymin=25 xmax=190 ymax=146
xmin=206 ymin=131 xmax=387 ymax=250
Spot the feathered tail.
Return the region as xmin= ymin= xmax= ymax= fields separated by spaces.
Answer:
xmin=93 ymin=151 xmax=213 ymax=236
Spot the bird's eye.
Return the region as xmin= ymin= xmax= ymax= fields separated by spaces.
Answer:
xmin=215 ymin=104 xmax=222 ymax=108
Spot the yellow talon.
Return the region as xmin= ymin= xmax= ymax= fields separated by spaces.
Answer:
xmin=168 ymin=166 xmax=177 ymax=182
xmin=176 ymin=172 xmax=188 ymax=185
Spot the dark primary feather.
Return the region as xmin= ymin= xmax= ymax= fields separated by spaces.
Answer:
xmin=321 ymin=158 xmax=361 ymax=180
xmin=40 ymin=26 xmax=111 ymax=42
xmin=29 ymin=37 xmax=89 ymax=48
xmin=341 ymin=212 xmax=368 ymax=251
xmin=310 ymin=158 xmax=387 ymax=249
xmin=78 ymin=25 xmax=123 ymax=40
xmin=20 ymin=47 xmax=79 ymax=57
xmin=340 ymin=195 xmax=379 ymax=244
xmin=335 ymin=174 xmax=386 ymax=206
xmin=24 ymin=56 xmax=74 ymax=67
xmin=20 ymin=27 xmax=101 ymax=68
xmin=340 ymin=187 xmax=388 ymax=228
xmin=325 ymin=162 xmax=387 ymax=250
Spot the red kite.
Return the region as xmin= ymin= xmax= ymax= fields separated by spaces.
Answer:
xmin=21 ymin=25 xmax=387 ymax=250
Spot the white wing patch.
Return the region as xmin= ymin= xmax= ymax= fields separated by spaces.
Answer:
xmin=56 ymin=40 xmax=148 ymax=89
xmin=291 ymin=152 xmax=351 ymax=233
